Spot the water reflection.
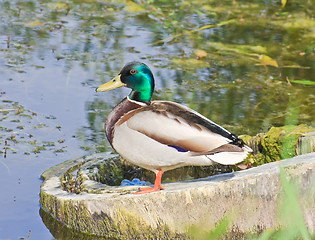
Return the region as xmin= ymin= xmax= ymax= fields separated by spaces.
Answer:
xmin=40 ymin=208 xmax=112 ymax=240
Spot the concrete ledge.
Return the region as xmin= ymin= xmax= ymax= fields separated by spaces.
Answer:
xmin=40 ymin=152 xmax=315 ymax=239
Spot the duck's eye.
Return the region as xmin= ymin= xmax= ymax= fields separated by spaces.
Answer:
xmin=130 ymin=69 xmax=138 ymax=75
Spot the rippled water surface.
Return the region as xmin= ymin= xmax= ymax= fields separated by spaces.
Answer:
xmin=0 ymin=0 xmax=314 ymax=239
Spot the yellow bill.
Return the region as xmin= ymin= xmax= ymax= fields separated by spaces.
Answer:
xmin=96 ymin=75 xmax=126 ymax=92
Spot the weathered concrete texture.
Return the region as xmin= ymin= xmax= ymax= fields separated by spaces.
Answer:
xmin=298 ymin=131 xmax=315 ymax=155
xmin=40 ymin=152 xmax=315 ymax=239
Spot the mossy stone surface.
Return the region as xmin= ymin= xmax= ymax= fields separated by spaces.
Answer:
xmin=243 ymin=124 xmax=314 ymax=166
xmin=40 ymin=127 xmax=315 ymax=239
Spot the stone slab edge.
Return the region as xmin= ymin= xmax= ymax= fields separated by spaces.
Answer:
xmin=40 ymin=152 xmax=315 ymax=239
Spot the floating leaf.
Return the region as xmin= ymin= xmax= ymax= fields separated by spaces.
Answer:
xmin=237 ymin=163 xmax=252 ymax=170
xmin=171 ymin=58 xmax=209 ymax=69
xmin=125 ymin=1 xmax=146 ymax=13
xmin=12 ymin=42 xmax=22 ymax=48
xmin=194 ymin=49 xmax=207 ymax=58
xmin=290 ymin=80 xmax=315 ymax=85
xmin=27 ymin=20 xmax=44 ymax=27
xmin=152 ymin=19 xmax=236 ymax=45
xmin=208 ymin=42 xmax=267 ymax=56
xmin=282 ymin=65 xmax=311 ymax=69
xmin=281 ymin=0 xmax=287 ymax=8
xmin=48 ymin=2 xmax=70 ymax=11
xmin=256 ymin=55 xmax=278 ymax=67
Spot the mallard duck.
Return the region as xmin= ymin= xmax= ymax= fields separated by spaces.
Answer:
xmin=96 ymin=62 xmax=252 ymax=194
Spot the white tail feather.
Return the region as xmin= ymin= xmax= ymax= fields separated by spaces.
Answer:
xmin=206 ymin=148 xmax=251 ymax=165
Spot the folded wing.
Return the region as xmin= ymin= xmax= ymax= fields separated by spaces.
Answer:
xmin=117 ymin=101 xmax=250 ymax=162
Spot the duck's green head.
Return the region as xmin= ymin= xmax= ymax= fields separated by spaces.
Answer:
xmin=96 ymin=62 xmax=154 ymax=103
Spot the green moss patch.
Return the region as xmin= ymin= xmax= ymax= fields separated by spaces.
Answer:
xmin=243 ymin=124 xmax=314 ymax=166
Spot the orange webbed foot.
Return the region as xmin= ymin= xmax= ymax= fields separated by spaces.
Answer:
xmin=134 ymin=169 xmax=164 ymax=194
xmin=134 ymin=186 xmax=164 ymax=194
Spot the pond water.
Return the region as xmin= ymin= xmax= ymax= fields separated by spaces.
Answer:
xmin=0 ymin=0 xmax=314 ymax=239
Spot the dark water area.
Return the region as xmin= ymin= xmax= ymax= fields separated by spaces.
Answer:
xmin=0 ymin=0 xmax=314 ymax=239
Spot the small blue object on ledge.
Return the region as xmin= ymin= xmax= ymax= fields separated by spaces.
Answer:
xmin=121 ymin=178 xmax=148 ymax=186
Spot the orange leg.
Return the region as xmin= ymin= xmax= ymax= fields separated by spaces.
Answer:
xmin=134 ymin=169 xmax=164 ymax=194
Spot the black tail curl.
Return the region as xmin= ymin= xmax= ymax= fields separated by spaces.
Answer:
xmin=230 ymin=134 xmax=246 ymax=148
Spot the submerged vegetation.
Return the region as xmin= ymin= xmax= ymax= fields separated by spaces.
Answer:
xmin=1 ymin=0 xmax=314 ymax=155
xmin=0 ymin=100 xmax=67 ymax=157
